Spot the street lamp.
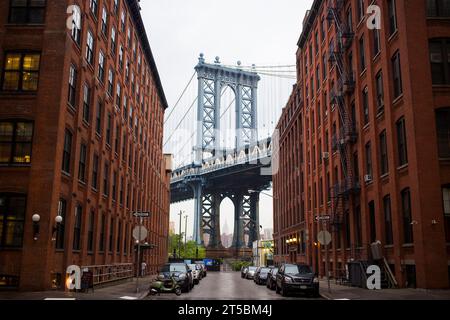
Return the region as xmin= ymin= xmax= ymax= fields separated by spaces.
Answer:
xmin=52 ymin=215 xmax=63 ymax=241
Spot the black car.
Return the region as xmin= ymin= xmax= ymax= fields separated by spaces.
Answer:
xmin=266 ymin=267 xmax=278 ymax=290
xmin=275 ymin=264 xmax=319 ymax=297
xmin=159 ymin=263 xmax=194 ymax=293
xmin=254 ymin=267 xmax=271 ymax=285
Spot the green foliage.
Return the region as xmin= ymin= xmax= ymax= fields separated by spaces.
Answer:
xmin=168 ymin=233 xmax=206 ymax=259
xmin=231 ymin=260 xmax=252 ymax=272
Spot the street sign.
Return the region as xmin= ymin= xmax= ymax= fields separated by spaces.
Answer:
xmin=315 ymin=215 xmax=331 ymax=222
xmin=133 ymin=211 xmax=150 ymax=217
xmin=317 ymin=231 xmax=332 ymax=246
xmin=132 ymin=226 xmax=148 ymax=241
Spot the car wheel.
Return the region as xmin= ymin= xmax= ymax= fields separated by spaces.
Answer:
xmin=175 ymin=288 xmax=182 ymax=296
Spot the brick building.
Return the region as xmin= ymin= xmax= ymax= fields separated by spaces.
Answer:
xmin=0 ymin=0 xmax=171 ymax=291
xmin=273 ymin=0 xmax=450 ymax=289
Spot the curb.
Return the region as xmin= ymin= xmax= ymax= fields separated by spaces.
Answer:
xmin=320 ymin=292 xmax=333 ymax=300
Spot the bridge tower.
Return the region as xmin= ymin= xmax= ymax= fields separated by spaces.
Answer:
xmin=191 ymin=54 xmax=261 ymax=253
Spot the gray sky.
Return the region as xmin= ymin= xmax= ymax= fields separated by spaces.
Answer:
xmin=140 ymin=0 xmax=314 ymax=240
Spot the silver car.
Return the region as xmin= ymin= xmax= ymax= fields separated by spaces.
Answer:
xmin=246 ymin=266 xmax=258 ymax=279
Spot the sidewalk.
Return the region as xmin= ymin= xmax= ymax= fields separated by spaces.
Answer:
xmin=0 ymin=276 xmax=155 ymax=300
xmin=319 ymin=279 xmax=450 ymax=300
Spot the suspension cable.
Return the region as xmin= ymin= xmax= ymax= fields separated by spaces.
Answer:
xmin=164 ymin=71 xmax=196 ymax=125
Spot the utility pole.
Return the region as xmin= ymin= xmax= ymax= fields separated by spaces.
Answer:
xmin=178 ymin=211 xmax=183 ymax=259
xmin=184 ymin=215 xmax=188 ymax=256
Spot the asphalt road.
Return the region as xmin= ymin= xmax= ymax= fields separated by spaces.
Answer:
xmin=146 ymin=271 xmax=323 ymax=300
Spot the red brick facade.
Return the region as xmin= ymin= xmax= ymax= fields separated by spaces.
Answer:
xmin=273 ymin=0 xmax=450 ymax=289
xmin=0 ymin=0 xmax=171 ymax=291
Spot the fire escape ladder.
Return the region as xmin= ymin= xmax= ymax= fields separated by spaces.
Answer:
xmin=328 ymin=0 xmax=359 ymax=227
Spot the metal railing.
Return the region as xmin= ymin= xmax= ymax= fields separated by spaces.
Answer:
xmin=81 ymin=263 xmax=134 ymax=286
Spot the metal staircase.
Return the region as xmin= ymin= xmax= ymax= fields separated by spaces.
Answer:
xmin=327 ymin=0 xmax=359 ymax=229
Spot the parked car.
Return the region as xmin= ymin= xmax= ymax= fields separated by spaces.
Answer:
xmin=188 ymin=264 xmax=203 ymax=284
xmin=275 ymin=264 xmax=319 ymax=297
xmin=197 ymin=263 xmax=207 ymax=278
xmin=159 ymin=263 xmax=194 ymax=293
xmin=266 ymin=267 xmax=279 ymax=290
xmin=241 ymin=266 xmax=248 ymax=278
xmin=245 ymin=266 xmax=258 ymax=279
xmin=254 ymin=267 xmax=271 ymax=285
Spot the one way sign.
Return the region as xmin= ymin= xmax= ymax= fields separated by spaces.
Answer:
xmin=133 ymin=211 xmax=150 ymax=217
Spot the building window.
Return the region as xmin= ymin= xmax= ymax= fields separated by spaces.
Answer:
xmin=443 ymin=186 xmax=450 ymax=243
xmin=0 ymin=194 xmax=26 ymax=248
xmin=396 ymin=117 xmax=408 ymax=165
xmin=55 ymin=199 xmax=66 ymax=250
xmin=362 ymin=87 xmax=369 ymax=125
xmin=114 ymin=125 xmax=120 ymax=154
xmin=384 ymin=195 xmax=394 ymax=245
xmin=121 ymin=11 xmax=126 ymax=32
xmin=365 ymin=141 xmax=372 ymax=177
xmin=116 ymin=83 xmax=121 ymax=107
xmin=82 ymin=84 xmax=91 ymax=123
xmin=359 ymin=36 xmax=366 ymax=72
xmin=78 ymin=143 xmax=87 ymax=182
xmin=73 ymin=205 xmax=82 ymax=251
xmin=113 ymin=0 xmax=120 ymax=15
xmin=86 ymin=30 xmax=95 ymax=65
xmin=62 ymin=129 xmax=72 ymax=173
xmin=435 ymin=107 xmax=450 ymax=158
xmin=391 ymin=51 xmax=403 ymax=98
xmin=112 ymin=171 xmax=117 ymax=201
xmin=108 ymin=69 xmax=114 ymax=96
xmin=401 ymin=188 xmax=414 ymax=244
xmin=109 ymin=218 xmax=114 ymax=252
xmin=9 ymin=0 xmax=46 ymax=24
xmin=117 ymin=221 xmax=121 ymax=254
xmin=106 ymin=113 xmax=112 ymax=145
xmin=427 ymin=0 xmax=450 ymax=17
xmin=95 ymin=101 xmax=102 ymax=135
xmin=89 ymin=0 xmax=98 ymax=17
xmin=120 ymin=177 xmax=124 ymax=205
xmin=111 ymin=27 xmax=117 ymax=55
xmin=103 ymin=161 xmax=109 ymax=196
xmin=375 ymin=71 xmax=384 ymax=111
xmin=87 ymin=210 xmax=94 ymax=252
xmin=354 ymin=206 xmax=362 ymax=247
xmin=119 ymin=45 xmax=124 ymax=69
xmin=369 ymin=201 xmax=376 ymax=244
xmin=92 ymin=153 xmax=99 ymax=190
xmin=2 ymin=52 xmax=40 ymax=91
xmin=387 ymin=0 xmax=398 ymax=35
xmin=68 ymin=64 xmax=77 ymax=107
xmin=99 ymin=214 xmax=105 ymax=252
xmin=379 ymin=130 xmax=389 ymax=175
xmin=357 ymin=0 xmax=365 ymax=22
xmin=429 ymin=39 xmax=450 ymax=85
xmin=98 ymin=51 xmax=105 ymax=82
xmin=101 ymin=7 xmax=108 ymax=37
xmin=0 ymin=121 xmax=33 ymax=165
xmin=70 ymin=4 xmax=81 ymax=45
xmin=373 ymin=29 xmax=381 ymax=57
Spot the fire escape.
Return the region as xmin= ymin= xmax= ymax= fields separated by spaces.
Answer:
xmin=327 ymin=0 xmax=360 ymax=229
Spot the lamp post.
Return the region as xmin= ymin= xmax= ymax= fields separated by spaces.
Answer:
xmin=184 ymin=214 xmax=188 ymax=257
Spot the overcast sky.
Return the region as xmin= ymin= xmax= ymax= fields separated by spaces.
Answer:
xmin=140 ymin=0 xmax=314 ymax=240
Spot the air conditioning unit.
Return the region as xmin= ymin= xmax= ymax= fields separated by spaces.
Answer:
xmin=364 ymin=174 xmax=372 ymax=183
xmin=322 ymin=152 xmax=329 ymax=160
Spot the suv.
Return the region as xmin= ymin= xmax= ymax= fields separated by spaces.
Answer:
xmin=159 ymin=263 xmax=193 ymax=292
xmin=275 ymin=264 xmax=319 ymax=297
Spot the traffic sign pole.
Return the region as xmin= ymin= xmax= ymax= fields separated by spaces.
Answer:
xmin=136 ymin=216 xmax=143 ymax=293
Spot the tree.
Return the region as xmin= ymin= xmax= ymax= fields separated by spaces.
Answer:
xmin=168 ymin=233 xmax=206 ymax=259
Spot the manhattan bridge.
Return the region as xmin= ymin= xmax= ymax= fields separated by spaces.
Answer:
xmin=164 ymin=54 xmax=295 ymax=257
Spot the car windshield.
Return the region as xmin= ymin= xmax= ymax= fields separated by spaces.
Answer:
xmin=284 ymin=265 xmax=312 ymax=275
xmin=188 ymin=264 xmax=197 ymax=270
xmin=260 ymin=268 xmax=271 ymax=273
xmin=248 ymin=266 xmax=257 ymax=271
xmin=272 ymin=268 xmax=279 ymax=275
xmin=161 ymin=264 xmax=187 ymax=273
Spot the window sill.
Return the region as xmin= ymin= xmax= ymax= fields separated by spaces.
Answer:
xmin=372 ymin=52 xmax=381 ymax=63
xmin=392 ymin=94 xmax=404 ymax=107
xmin=388 ymin=30 xmax=399 ymax=43
xmin=384 ymin=245 xmax=394 ymax=249
xmin=402 ymin=243 xmax=414 ymax=248
xmin=0 ymin=91 xmax=38 ymax=97
xmin=397 ymin=164 xmax=409 ymax=172
xmin=0 ymin=164 xmax=32 ymax=168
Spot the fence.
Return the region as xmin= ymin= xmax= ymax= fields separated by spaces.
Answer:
xmin=80 ymin=263 xmax=134 ymax=286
